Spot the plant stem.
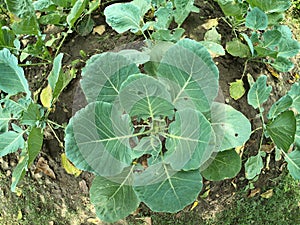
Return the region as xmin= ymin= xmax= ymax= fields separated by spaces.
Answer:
xmin=47 ymin=122 xmax=64 ymax=149
xmin=241 ymin=59 xmax=249 ymax=79
xmin=257 ymin=108 xmax=265 ymax=151
xmin=47 ymin=119 xmax=65 ymax=129
xmin=251 ymin=126 xmax=262 ymax=134
xmin=18 ymin=62 xmax=51 ymax=67
xmin=55 ymin=30 xmax=70 ymax=57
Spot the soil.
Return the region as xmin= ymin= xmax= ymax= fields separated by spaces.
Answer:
xmin=0 ymin=0 xmax=299 ymax=225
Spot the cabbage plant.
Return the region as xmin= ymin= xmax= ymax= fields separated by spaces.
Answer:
xmin=65 ymin=39 xmax=251 ymax=222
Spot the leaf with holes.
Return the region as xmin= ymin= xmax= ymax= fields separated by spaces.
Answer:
xmin=64 ymin=39 xmax=251 ymax=222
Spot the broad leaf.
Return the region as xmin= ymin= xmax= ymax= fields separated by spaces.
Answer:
xmin=0 ymin=48 xmax=30 ymax=97
xmin=157 ymin=39 xmax=219 ymax=113
xmin=267 ymin=95 xmax=293 ymax=119
xmin=117 ymin=50 xmax=150 ymax=65
xmin=27 ymin=127 xmax=43 ymax=166
xmin=245 ymin=152 xmax=264 ymax=179
xmin=261 ymin=30 xmax=282 ymax=48
xmin=104 ymin=2 xmax=145 ymax=33
xmin=90 ymin=174 xmax=140 ymax=223
xmin=0 ymin=131 xmax=25 ymax=157
xmin=229 ymin=79 xmax=245 ymax=100
xmin=199 ymin=41 xmax=225 ymax=57
xmin=202 ymin=149 xmax=241 ymax=181
xmin=173 ymin=0 xmax=199 ymax=26
xmin=277 ymin=39 xmax=300 ymax=58
xmin=245 ymin=7 xmax=268 ymax=30
xmin=287 ymin=81 xmax=300 ymax=113
xmin=226 ymin=38 xmax=251 ymax=58
xmin=216 ymin=0 xmax=248 ymax=18
xmin=1 ymin=97 xmax=29 ymax=118
xmin=81 ymin=52 xmax=139 ymax=103
xmin=266 ymin=111 xmax=296 ymax=152
xmin=209 ymin=102 xmax=251 ymax=151
xmin=246 ymin=0 xmax=291 ymax=13
xmin=286 ymin=150 xmax=300 ymax=180
xmin=134 ymin=164 xmax=202 ymax=212
xmin=21 ymin=103 xmax=41 ymax=126
xmin=164 ymin=108 xmax=212 ymax=170
xmin=119 ymin=74 xmax=174 ymax=118
xmin=269 ymin=57 xmax=294 ymax=72
xmin=247 ymin=75 xmax=272 ymax=110
xmin=67 ymin=0 xmax=87 ymax=28
xmin=65 ymin=101 xmax=135 ymax=176
xmin=151 ymin=28 xmax=185 ymax=42
xmin=153 ymin=2 xmax=173 ymax=29
xmin=11 ymin=153 xmax=28 ymax=192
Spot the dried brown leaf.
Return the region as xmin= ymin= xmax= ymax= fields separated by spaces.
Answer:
xmin=248 ymin=188 xmax=261 ymax=198
xmin=35 ymin=157 xmax=56 ymax=179
xmin=93 ymin=25 xmax=106 ymax=35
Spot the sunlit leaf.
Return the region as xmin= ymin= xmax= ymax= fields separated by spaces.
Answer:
xmin=286 ymin=149 xmax=300 ymax=180
xmin=247 ymin=75 xmax=272 ymax=110
xmin=0 ymin=48 xmax=30 ymax=97
xmin=61 ymin=153 xmax=82 ymax=177
xmin=81 ymin=52 xmax=139 ymax=103
xmin=0 ymin=131 xmax=25 ymax=157
xmin=157 ymin=39 xmax=219 ymax=112
xmin=134 ymin=165 xmax=202 ymax=212
xmin=229 ymin=79 xmax=245 ymax=100
xmin=245 ymin=7 xmax=268 ymax=30
xmin=245 ymin=152 xmax=264 ymax=179
xmin=40 ymin=84 xmax=53 ymax=109
xmin=246 ymin=0 xmax=291 ymax=13
xmin=90 ymin=173 xmax=139 ymax=223
xmin=287 ymin=81 xmax=300 ymax=113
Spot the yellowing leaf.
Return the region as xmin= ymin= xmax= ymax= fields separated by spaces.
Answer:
xmin=260 ymin=189 xmax=273 ymax=199
xmin=229 ymin=79 xmax=245 ymax=100
xmin=202 ymin=18 xmax=218 ymax=30
xmin=190 ymin=201 xmax=198 ymax=211
xmin=93 ymin=25 xmax=106 ymax=35
xmin=17 ymin=209 xmax=22 ymax=220
xmin=61 ymin=153 xmax=82 ymax=177
xmin=40 ymin=84 xmax=52 ymax=109
xmin=266 ymin=64 xmax=280 ymax=79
